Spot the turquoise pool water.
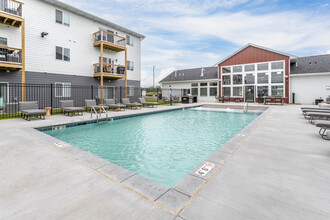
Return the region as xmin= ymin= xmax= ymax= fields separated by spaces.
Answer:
xmin=43 ymin=108 xmax=260 ymax=187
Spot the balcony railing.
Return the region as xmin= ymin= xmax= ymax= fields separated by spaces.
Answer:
xmin=93 ymin=30 xmax=126 ymax=51
xmin=0 ymin=0 xmax=23 ymax=17
xmin=0 ymin=46 xmax=22 ymax=65
xmin=93 ymin=63 xmax=126 ymax=76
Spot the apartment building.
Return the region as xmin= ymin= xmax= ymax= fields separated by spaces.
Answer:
xmin=0 ymin=0 xmax=144 ymax=104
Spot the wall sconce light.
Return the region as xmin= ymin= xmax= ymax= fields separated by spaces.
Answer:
xmin=41 ymin=32 xmax=49 ymax=38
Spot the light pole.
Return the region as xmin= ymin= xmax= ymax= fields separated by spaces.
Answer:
xmin=153 ymin=65 xmax=155 ymax=97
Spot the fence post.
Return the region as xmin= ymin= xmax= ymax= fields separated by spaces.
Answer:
xmin=50 ymin=83 xmax=53 ymax=115
xmin=91 ymin=85 xmax=93 ymax=99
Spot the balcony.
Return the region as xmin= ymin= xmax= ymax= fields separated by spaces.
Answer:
xmin=0 ymin=0 xmax=23 ymax=27
xmin=93 ymin=30 xmax=126 ymax=52
xmin=0 ymin=46 xmax=22 ymax=70
xmin=93 ymin=63 xmax=126 ymax=79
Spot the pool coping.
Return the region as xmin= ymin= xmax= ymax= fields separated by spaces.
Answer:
xmin=23 ymin=104 xmax=270 ymax=215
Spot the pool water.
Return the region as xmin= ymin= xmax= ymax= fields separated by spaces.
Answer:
xmin=44 ymin=108 xmax=260 ymax=187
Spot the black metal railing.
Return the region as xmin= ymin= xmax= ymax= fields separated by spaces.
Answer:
xmin=93 ymin=63 xmax=125 ymax=75
xmin=0 ymin=46 xmax=22 ymax=64
xmin=93 ymin=30 xmax=126 ymax=48
xmin=0 ymin=0 xmax=23 ymax=17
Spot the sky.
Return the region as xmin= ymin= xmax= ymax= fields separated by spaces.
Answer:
xmin=62 ymin=0 xmax=330 ymax=87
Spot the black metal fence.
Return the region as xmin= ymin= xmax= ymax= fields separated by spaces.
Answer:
xmin=0 ymin=83 xmax=185 ymax=119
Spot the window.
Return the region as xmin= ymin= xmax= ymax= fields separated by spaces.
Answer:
xmin=244 ymin=64 xmax=255 ymax=72
xmin=271 ymin=61 xmax=284 ymax=70
xmin=0 ymin=37 xmax=7 ymax=46
xmin=56 ymin=9 xmax=70 ymax=26
xmin=56 ymin=46 xmax=62 ymax=60
xmin=200 ymin=82 xmax=207 ymax=87
xmin=55 ymin=83 xmax=71 ymax=97
xmin=233 ymin=65 xmax=242 ymax=73
xmin=222 ymin=75 xmax=231 ymax=85
xmin=191 ymin=83 xmax=198 ymax=87
xmin=209 ymin=82 xmax=217 ymax=96
xmin=127 ymin=86 xmax=134 ymax=96
xmin=56 ymin=47 xmax=70 ymax=61
xmin=200 ymin=88 xmax=207 ymax=96
xmin=209 ymin=87 xmax=217 ymax=96
xmin=56 ymin=10 xmax=62 ymax=24
xmin=257 ymin=72 xmax=268 ymax=84
xmin=222 ymin=66 xmax=231 ymax=74
xmin=258 ymin=86 xmax=268 ymax=97
xmin=257 ymin=63 xmax=268 ymax=71
xmin=233 ymin=74 xmax=242 ymax=85
xmin=127 ymin=61 xmax=134 ymax=71
xmin=271 ymin=71 xmax=284 ymax=83
xmin=191 ymin=88 xmax=198 ymax=96
xmin=233 ymin=87 xmax=242 ymax=97
xmin=98 ymin=86 xmax=115 ymax=99
xmin=271 ymin=85 xmax=283 ymax=97
xmin=222 ymin=87 xmax=231 ymax=97
xmin=245 ymin=74 xmax=255 ymax=84
xmin=64 ymin=48 xmax=70 ymax=61
xmin=126 ymin=35 xmax=134 ymax=46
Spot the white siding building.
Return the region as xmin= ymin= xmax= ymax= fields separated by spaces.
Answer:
xmin=0 ymin=0 xmax=144 ymax=102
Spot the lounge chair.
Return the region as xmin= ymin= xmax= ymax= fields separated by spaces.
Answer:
xmin=104 ymin=99 xmax=126 ymax=111
xmin=20 ymin=101 xmax=46 ymax=121
xmin=314 ymin=120 xmax=330 ymax=140
xmin=138 ymin=98 xmax=158 ymax=107
xmin=301 ymin=108 xmax=330 ymax=119
xmin=60 ymin=100 xmax=84 ymax=116
xmin=305 ymin=112 xmax=330 ymax=123
xmin=121 ymin=98 xmax=142 ymax=109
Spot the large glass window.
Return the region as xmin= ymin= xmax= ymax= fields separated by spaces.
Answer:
xmin=222 ymin=66 xmax=231 ymax=74
xmin=200 ymin=88 xmax=207 ymax=96
xmin=56 ymin=47 xmax=70 ymax=61
xmin=191 ymin=88 xmax=198 ymax=96
xmin=244 ymin=64 xmax=255 ymax=72
xmin=55 ymin=83 xmax=71 ymax=97
xmin=222 ymin=87 xmax=231 ymax=97
xmin=233 ymin=74 xmax=242 ymax=85
xmin=233 ymin=65 xmax=242 ymax=73
xmin=257 ymin=86 xmax=269 ymax=97
xmin=222 ymin=75 xmax=231 ymax=85
xmin=245 ymin=74 xmax=255 ymax=84
xmin=257 ymin=63 xmax=268 ymax=71
xmin=271 ymin=61 xmax=284 ymax=70
xmin=200 ymin=82 xmax=207 ymax=87
xmin=127 ymin=86 xmax=134 ymax=96
xmin=56 ymin=9 xmax=70 ymax=26
xmin=191 ymin=83 xmax=198 ymax=87
xmin=209 ymin=87 xmax=217 ymax=96
xmin=233 ymin=87 xmax=243 ymax=97
xmin=257 ymin=72 xmax=268 ymax=84
xmin=209 ymin=82 xmax=218 ymax=87
xmin=271 ymin=85 xmax=284 ymax=97
xmin=271 ymin=71 xmax=284 ymax=83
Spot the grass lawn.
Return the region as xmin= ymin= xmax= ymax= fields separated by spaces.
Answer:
xmin=143 ymin=96 xmax=181 ymax=105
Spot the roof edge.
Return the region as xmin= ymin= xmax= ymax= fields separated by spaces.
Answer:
xmin=40 ymin=0 xmax=145 ymax=39
xmin=213 ymin=43 xmax=297 ymax=67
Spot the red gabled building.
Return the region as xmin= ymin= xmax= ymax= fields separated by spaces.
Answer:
xmin=217 ymin=44 xmax=295 ymax=103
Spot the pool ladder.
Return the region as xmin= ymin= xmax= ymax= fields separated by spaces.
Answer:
xmin=243 ymin=103 xmax=248 ymax=113
xmin=91 ymin=106 xmax=109 ymax=124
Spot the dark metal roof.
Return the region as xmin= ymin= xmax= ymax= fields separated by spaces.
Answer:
xmin=290 ymin=54 xmax=330 ymax=74
xmin=159 ymin=67 xmax=218 ymax=83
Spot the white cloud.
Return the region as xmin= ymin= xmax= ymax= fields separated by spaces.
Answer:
xmin=327 ymin=50 xmax=330 ymax=54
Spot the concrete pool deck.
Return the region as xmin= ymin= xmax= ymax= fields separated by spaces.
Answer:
xmin=1 ymin=103 xmax=330 ymax=219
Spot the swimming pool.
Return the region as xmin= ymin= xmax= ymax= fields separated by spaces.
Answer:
xmin=43 ymin=108 xmax=260 ymax=187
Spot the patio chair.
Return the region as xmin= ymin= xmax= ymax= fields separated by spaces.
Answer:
xmin=19 ymin=101 xmax=46 ymax=121
xmin=60 ymin=100 xmax=84 ymax=116
xmin=301 ymin=108 xmax=330 ymax=119
xmin=305 ymin=112 xmax=330 ymax=123
xmin=122 ymin=98 xmax=142 ymax=109
xmin=104 ymin=99 xmax=126 ymax=111
xmin=138 ymin=98 xmax=159 ymax=108
xmin=314 ymin=120 xmax=330 ymax=140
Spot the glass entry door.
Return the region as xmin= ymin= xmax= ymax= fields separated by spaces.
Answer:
xmin=0 ymin=83 xmax=8 ymax=110
xmin=245 ymin=86 xmax=254 ymax=102
xmin=98 ymin=86 xmax=115 ymax=99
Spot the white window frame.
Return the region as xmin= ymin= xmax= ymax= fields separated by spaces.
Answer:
xmin=56 ymin=9 xmax=70 ymax=26
xmin=126 ymin=35 xmax=134 ymax=46
xmin=56 ymin=46 xmax=70 ymax=61
xmin=55 ymin=82 xmax=71 ymax=98
xmin=209 ymin=82 xmax=218 ymax=97
xmin=127 ymin=61 xmax=134 ymax=71
xmin=127 ymin=86 xmax=134 ymax=96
